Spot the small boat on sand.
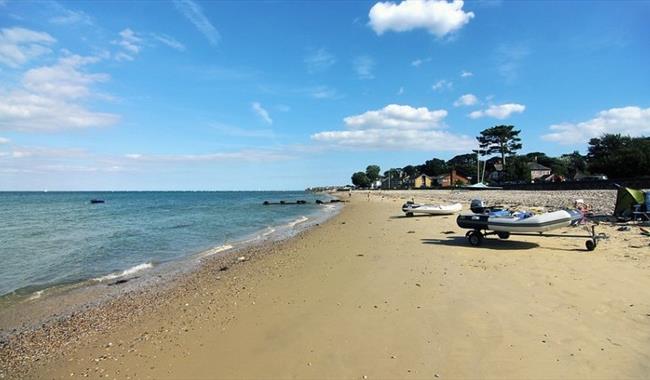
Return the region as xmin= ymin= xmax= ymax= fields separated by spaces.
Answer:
xmin=457 ymin=209 xmax=582 ymax=233
xmin=455 ymin=199 xmax=599 ymax=250
xmin=402 ymin=201 xmax=462 ymax=217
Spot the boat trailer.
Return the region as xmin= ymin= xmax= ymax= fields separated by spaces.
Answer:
xmin=463 ymin=224 xmax=604 ymax=251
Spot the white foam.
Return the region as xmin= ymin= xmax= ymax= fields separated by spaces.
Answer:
xmin=200 ymin=244 xmax=234 ymax=258
xmin=27 ymin=290 xmax=44 ymax=301
xmin=262 ymin=227 xmax=276 ymax=237
xmin=94 ymin=262 xmax=154 ymax=282
xmin=288 ymin=216 xmax=308 ymax=228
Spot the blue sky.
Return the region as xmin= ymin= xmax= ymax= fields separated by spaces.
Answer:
xmin=0 ymin=0 xmax=648 ymax=190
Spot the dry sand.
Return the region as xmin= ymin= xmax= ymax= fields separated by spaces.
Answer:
xmin=5 ymin=191 xmax=650 ymax=379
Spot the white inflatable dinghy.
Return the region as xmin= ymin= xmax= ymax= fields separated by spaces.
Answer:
xmin=402 ymin=201 xmax=462 ymax=216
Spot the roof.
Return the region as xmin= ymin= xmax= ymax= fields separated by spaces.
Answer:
xmin=527 ymin=162 xmax=551 ymax=171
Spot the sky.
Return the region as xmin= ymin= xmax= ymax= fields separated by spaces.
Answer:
xmin=0 ymin=0 xmax=648 ymax=190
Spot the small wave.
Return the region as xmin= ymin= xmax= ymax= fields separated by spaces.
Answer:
xmin=200 ymin=244 xmax=233 ymax=258
xmin=93 ymin=262 xmax=153 ymax=282
xmin=288 ymin=216 xmax=308 ymax=228
xmin=27 ymin=290 xmax=44 ymax=301
xmin=262 ymin=227 xmax=276 ymax=237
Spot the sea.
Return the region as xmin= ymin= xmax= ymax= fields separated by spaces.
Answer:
xmin=0 ymin=191 xmax=337 ymax=302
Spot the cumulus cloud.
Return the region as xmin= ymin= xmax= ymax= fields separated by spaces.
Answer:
xmin=0 ymin=54 xmax=120 ymax=131
xmin=453 ymin=93 xmax=478 ymax=107
xmin=432 ymin=79 xmax=452 ymax=91
xmin=469 ymin=103 xmax=525 ymax=119
xmin=311 ymin=104 xmax=474 ymax=151
xmin=353 ymin=55 xmax=375 ymax=79
xmin=542 ymin=106 xmax=650 ymax=144
xmin=151 ymin=33 xmax=185 ymax=51
xmin=304 ymin=48 xmax=336 ymax=73
xmin=0 ymin=27 xmax=56 ymax=67
xmin=251 ymin=102 xmax=272 ymax=124
xmin=368 ymin=0 xmax=475 ymax=38
xmin=344 ymin=104 xmax=447 ymax=130
xmin=461 ymin=70 xmax=473 ymax=77
xmin=173 ymin=0 xmax=220 ymax=46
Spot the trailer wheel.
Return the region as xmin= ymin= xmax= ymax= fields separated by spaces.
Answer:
xmin=497 ymin=231 xmax=510 ymax=239
xmin=468 ymin=231 xmax=483 ymax=246
xmin=585 ymin=239 xmax=597 ymax=251
xmin=406 ymin=212 xmax=414 ymax=217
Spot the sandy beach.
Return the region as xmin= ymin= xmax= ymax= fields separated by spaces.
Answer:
xmin=3 ymin=190 xmax=650 ymax=379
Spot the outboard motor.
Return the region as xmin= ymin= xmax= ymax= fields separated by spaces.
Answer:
xmin=470 ymin=199 xmax=487 ymax=214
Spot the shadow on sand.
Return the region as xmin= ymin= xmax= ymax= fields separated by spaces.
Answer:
xmin=421 ymin=237 xmax=539 ymax=251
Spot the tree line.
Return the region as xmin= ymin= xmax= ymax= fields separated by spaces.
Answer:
xmin=350 ymin=125 xmax=650 ymax=188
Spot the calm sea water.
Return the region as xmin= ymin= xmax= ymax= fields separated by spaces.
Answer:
xmin=0 ymin=191 xmax=333 ymax=297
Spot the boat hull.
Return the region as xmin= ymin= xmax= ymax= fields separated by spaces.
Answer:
xmin=403 ymin=203 xmax=462 ymax=215
xmin=457 ymin=210 xmax=582 ymax=233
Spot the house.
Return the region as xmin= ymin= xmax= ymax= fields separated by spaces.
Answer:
xmin=380 ymin=176 xmax=403 ymax=190
xmin=436 ymin=169 xmax=470 ymax=187
xmin=410 ymin=174 xmax=435 ymax=189
xmin=370 ymin=180 xmax=382 ymax=189
xmin=528 ymin=162 xmax=552 ymax=181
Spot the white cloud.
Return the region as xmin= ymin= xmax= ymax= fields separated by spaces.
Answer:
xmin=124 ymin=149 xmax=292 ymax=163
xmin=344 ymin=104 xmax=447 ymax=130
xmin=453 ymin=93 xmax=478 ymax=107
xmin=0 ymin=137 xmax=9 ymax=144
xmin=251 ymin=102 xmax=272 ymax=124
xmin=432 ymin=79 xmax=452 ymax=91
xmin=411 ymin=57 xmax=431 ymax=67
xmin=542 ymin=106 xmax=650 ymax=144
xmin=49 ymin=5 xmax=93 ymax=25
xmin=0 ymin=27 xmax=56 ymax=67
xmin=469 ymin=103 xmax=525 ymax=119
xmin=0 ymin=54 xmax=120 ymax=131
xmin=312 ymin=128 xmax=474 ymax=151
xmin=304 ymin=48 xmax=336 ymax=73
xmin=353 ymin=55 xmax=375 ymax=79
xmin=151 ymin=33 xmax=186 ymax=51
xmin=461 ymin=70 xmax=473 ymax=77
xmin=311 ymin=104 xmax=473 ymax=151
xmin=397 ymin=86 xmax=404 ymax=95
xmin=22 ymin=55 xmax=108 ymax=99
xmin=173 ymin=0 xmax=220 ymax=46
xmin=369 ymin=0 xmax=475 ymax=38
xmin=113 ymin=28 xmax=143 ymax=61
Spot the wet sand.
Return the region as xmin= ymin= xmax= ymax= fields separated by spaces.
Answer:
xmin=4 ymin=191 xmax=650 ymax=379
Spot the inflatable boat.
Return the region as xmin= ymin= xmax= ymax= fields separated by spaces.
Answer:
xmin=455 ymin=199 xmax=599 ymax=250
xmin=402 ymin=201 xmax=462 ymax=216
xmin=457 ymin=209 xmax=582 ymax=233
